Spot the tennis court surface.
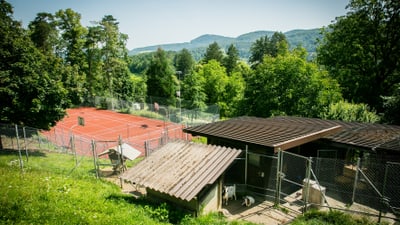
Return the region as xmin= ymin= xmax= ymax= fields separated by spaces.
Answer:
xmin=42 ymin=107 xmax=185 ymax=156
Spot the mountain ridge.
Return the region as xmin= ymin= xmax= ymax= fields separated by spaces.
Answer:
xmin=129 ymin=28 xmax=322 ymax=60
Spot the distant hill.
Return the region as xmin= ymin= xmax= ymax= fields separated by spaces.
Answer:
xmin=129 ymin=29 xmax=322 ymax=61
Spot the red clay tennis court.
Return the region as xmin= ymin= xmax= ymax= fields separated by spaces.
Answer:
xmin=42 ymin=107 xmax=186 ymax=157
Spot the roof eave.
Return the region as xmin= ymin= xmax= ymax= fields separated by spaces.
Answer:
xmin=273 ymin=125 xmax=342 ymax=153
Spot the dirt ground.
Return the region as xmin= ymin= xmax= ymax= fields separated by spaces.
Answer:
xmin=221 ymin=197 xmax=298 ymax=225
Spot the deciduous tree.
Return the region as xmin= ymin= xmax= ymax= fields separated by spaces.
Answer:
xmin=244 ymin=48 xmax=342 ymax=118
xmin=55 ymin=9 xmax=87 ymax=105
xmin=182 ymin=67 xmax=206 ymax=110
xmin=146 ymin=48 xmax=177 ymax=105
xmin=320 ymin=100 xmax=380 ymax=123
xmin=0 ymin=0 xmax=68 ymax=130
xmin=249 ymin=32 xmax=289 ymax=67
xmin=317 ymin=0 xmax=400 ymax=117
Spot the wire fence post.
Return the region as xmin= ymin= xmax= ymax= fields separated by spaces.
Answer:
xmin=22 ymin=127 xmax=29 ymax=161
xmin=91 ymin=139 xmax=99 ymax=179
xmin=303 ymin=157 xmax=312 ymax=213
xmin=70 ymin=134 xmax=78 ymax=166
xmin=118 ymin=135 xmax=124 ymax=171
xmin=352 ymin=157 xmax=361 ymax=203
xmin=275 ymin=149 xmax=282 ymax=206
xmin=378 ymin=162 xmax=390 ymax=223
xmin=245 ymin=145 xmax=248 ymax=185
xmin=15 ymin=125 xmax=23 ymax=170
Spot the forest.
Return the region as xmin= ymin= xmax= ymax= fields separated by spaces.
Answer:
xmin=129 ymin=29 xmax=323 ymax=61
xmin=1 ymin=0 xmax=399 ymax=130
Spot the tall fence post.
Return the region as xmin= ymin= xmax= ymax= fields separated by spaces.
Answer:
xmin=303 ymin=157 xmax=312 ymax=213
xmin=275 ymin=149 xmax=282 ymax=206
xmin=22 ymin=127 xmax=29 ymax=161
xmin=245 ymin=145 xmax=248 ymax=186
xmin=352 ymin=157 xmax=361 ymax=203
xmin=378 ymin=162 xmax=390 ymax=223
xmin=15 ymin=125 xmax=23 ymax=170
xmin=70 ymin=134 xmax=78 ymax=166
xmin=91 ymin=140 xmax=99 ymax=179
xmin=118 ymin=135 xmax=124 ymax=171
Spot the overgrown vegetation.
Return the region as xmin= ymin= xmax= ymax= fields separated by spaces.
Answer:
xmin=290 ymin=210 xmax=385 ymax=225
xmin=0 ymin=150 xmax=255 ymax=224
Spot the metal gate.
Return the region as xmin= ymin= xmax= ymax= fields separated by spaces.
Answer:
xmin=245 ymin=151 xmax=278 ymax=200
xmin=276 ymin=150 xmax=314 ymax=213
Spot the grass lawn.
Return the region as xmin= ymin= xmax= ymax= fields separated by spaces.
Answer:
xmin=0 ymin=149 xmax=256 ymax=225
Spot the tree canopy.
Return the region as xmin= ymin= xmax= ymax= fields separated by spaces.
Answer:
xmin=317 ymin=0 xmax=400 ymax=121
xmin=249 ymin=32 xmax=289 ymax=67
xmin=0 ymin=0 xmax=68 ymax=129
xmin=243 ymin=47 xmax=342 ymax=118
xmin=146 ymin=48 xmax=177 ymax=105
xmin=2 ymin=0 xmax=399 ymax=128
xmin=202 ymin=42 xmax=224 ymax=64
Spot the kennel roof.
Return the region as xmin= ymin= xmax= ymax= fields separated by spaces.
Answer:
xmin=120 ymin=141 xmax=241 ymax=201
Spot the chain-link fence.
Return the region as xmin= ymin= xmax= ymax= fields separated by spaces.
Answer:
xmin=232 ymin=150 xmax=399 ymax=222
xmin=277 ymin=151 xmax=400 ymax=221
xmin=3 ymin=120 xmax=399 ymax=221
xmin=385 ymin=162 xmax=400 ymax=214
xmin=84 ymin=96 xmax=219 ymax=127
xmin=0 ymin=121 xmax=187 ymax=178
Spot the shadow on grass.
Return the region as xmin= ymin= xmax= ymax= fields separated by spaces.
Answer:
xmin=105 ymin=193 xmax=191 ymax=224
xmin=0 ymin=149 xmax=47 ymax=157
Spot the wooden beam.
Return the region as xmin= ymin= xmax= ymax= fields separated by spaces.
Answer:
xmin=273 ymin=125 xmax=342 ymax=153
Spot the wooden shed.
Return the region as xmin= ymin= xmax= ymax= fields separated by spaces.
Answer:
xmin=183 ymin=116 xmax=400 ymax=192
xmin=183 ymin=116 xmax=400 ymax=161
xmin=120 ymin=141 xmax=242 ymax=214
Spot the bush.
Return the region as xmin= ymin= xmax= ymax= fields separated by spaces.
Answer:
xmin=291 ymin=210 xmax=382 ymax=225
xmin=320 ymin=100 xmax=380 ymax=123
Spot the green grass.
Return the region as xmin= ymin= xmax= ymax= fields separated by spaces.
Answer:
xmin=290 ymin=209 xmax=385 ymax=225
xmin=0 ymin=149 xmax=256 ymax=225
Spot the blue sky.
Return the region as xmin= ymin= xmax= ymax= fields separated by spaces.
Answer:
xmin=8 ymin=0 xmax=349 ymax=50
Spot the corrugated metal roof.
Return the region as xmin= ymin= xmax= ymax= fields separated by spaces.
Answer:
xmin=327 ymin=121 xmax=400 ymax=151
xmin=183 ymin=116 xmax=400 ymax=152
xmin=103 ymin=143 xmax=141 ymax=160
xmin=120 ymin=141 xmax=242 ymax=201
xmin=183 ymin=116 xmax=342 ymax=152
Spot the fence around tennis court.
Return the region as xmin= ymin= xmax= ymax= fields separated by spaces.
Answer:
xmin=86 ymin=96 xmax=220 ymax=127
xmin=0 ymin=122 xmax=188 ymax=177
xmin=0 ymin=95 xmax=218 ymax=176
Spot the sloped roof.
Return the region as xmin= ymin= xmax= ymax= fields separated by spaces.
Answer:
xmin=326 ymin=120 xmax=400 ymax=151
xmin=183 ymin=116 xmax=400 ymax=152
xmin=99 ymin=143 xmax=142 ymax=160
xmin=184 ymin=116 xmax=342 ymax=152
xmin=120 ymin=141 xmax=242 ymax=201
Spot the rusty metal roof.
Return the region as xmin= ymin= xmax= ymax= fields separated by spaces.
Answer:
xmin=120 ymin=141 xmax=242 ymax=201
xmin=183 ymin=116 xmax=400 ymax=152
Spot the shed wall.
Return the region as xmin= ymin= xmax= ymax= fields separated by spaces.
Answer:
xmin=146 ymin=188 xmax=198 ymax=212
xmin=199 ymin=181 xmax=220 ymax=214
